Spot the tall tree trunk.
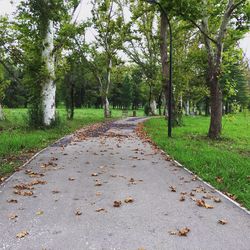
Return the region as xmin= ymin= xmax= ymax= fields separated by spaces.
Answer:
xmin=0 ymin=103 xmax=4 ymax=120
xmin=208 ymin=77 xmax=222 ymax=139
xmin=104 ymin=57 xmax=112 ymax=118
xmin=42 ymin=20 xmax=56 ymax=126
xmin=160 ymin=11 xmax=169 ymax=120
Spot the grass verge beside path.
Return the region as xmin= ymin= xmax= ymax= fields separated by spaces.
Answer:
xmin=0 ymin=108 xmax=143 ymax=179
xmin=143 ymin=113 xmax=250 ymax=210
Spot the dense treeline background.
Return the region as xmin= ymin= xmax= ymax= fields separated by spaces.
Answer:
xmin=0 ymin=0 xmax=250 ymax=137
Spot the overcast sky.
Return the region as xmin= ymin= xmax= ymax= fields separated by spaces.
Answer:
xmin=0 ymin=0 xmax=249 ymax=61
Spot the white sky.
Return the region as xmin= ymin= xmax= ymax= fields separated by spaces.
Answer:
xmin=0 ymin=0 xmax=249 ymax=61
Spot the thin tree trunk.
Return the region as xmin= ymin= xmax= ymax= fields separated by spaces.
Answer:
xmin=160 ymin=11 xmax=169 ymax=120
xmin=208 ymin=77 xmax=222 ymax=139
xmin=104 ymin=57 xmax=112 ymax=118
xmin=0 ymin=103 xmax=4 ymax=120
xmin=42 ymin=20 xmax=56 ymax=126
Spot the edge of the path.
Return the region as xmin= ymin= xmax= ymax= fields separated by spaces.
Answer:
xmin=137 ymin=120 xmax=250 ymax=216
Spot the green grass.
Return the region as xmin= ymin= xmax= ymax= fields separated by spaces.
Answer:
xmin=0 ymin=108 xmax=143 ymax=178
xmin=144 ymin=112 xmax=250 ymax=210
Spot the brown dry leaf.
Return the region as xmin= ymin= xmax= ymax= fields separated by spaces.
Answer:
xmin=168 ymin=230 xmax=177 ymax=235
xmin=14 ymin=183 xmax=34 ymax=190
xmin=113 ymin=200 xmax=122 ymax=207
xmin=36 ymin=210 xmax=44 ymax=216
xmin=213 ymin=197 xmax=221 ymax=203
xmin=30 ymin=179 xmax=47 ymax=185
xmin=196 ymin=199 xmax=214 ymax=209
xmin=224 ymin=192 xmax=237 ymax=201
xmin=178 ymin=227 xmax=190 ymax=236
xmin=14 ymin=190 xmax=33 ymax=196
xmin=215 ymin=176 xmax=223 ymax=183
xmin=180 ymin=192 xmax=187 ymax=195
xmin=169 ymin=186 xmax=176 ymax=192
xmin=179 ymin=196 xmax=185 ymax=202
xmin=218 ymin=219 xmax=228 ymax=225
xmin=124 ymin=197 xmax=134 ymax=203
xmin=191 ymin=175 xmax=198 ymax=181
xmin=52 ymin=190 xmax=60 ymax=194
xmin=91 ymin=173 xmax=98 ymax=177
xmin=16 ymin=230 xmax=29 ymax=238
xmin=96 ymin=192 xmax=102 ymax=196
xmin=7 ymin=199 xmax=18 ymax=203
xmin=25 ymin=170 xmax=44 ymax=178
xmin=190 ymin=192 xmax=195 ymax=196
xmin=68 ymin=177 xmax=75 ymax=181
xmin=204 ymin=203 xmax=214 ymax=209
xmin=95 ymin=182 xmax=102 ymax=186
xmin=75 ymin=210 xmax=82 ymax=216
xmin=9 ymin=214 xmax=18 ymax=220
xmin=95 ymin=208 xmax=106 ymax=212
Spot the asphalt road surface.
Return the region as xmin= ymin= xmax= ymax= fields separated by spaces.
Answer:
xmin=0 ymin=117 xmax=250 ymax=250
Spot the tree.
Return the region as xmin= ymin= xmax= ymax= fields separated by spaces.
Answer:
xmin=174 ymin=0 xmax=249 ymax=138
xmin=91 ymin=0 xmax=126 ymax=117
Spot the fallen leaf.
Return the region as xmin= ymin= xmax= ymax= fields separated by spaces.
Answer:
xmin=68 ymin=177 xmax=75 ymax=181
xmin=16 ymin=230 xmax=29 ymax=238
xmin=168 ymin=230 xmax=177 ymax=235
xmin=36 ymin=210 xmax=44 ymax=216
xmin=95 ymin=208 xmax=106 ymax=212
xmin=124 ymin=197 xmax=134 ymax=203
xmin=7 ymin=199 xmax=18 ymax=203
xmin=179 ymin=196 xmax=185 ymax=202
xmin=9 ymin=214 xmax=18 ymax=220
xmin=218 ymin=219 xmax=227 ymax=225
xmin=14 ymin=184 xmax=34 ymax=190
xmin=213 ymin=197 xmax=221 ymax=203
xmin=196 ymin=199 xmax=213 ymax=209
xmin=178 ymin=227 xmax=190 ymax=236
xmin=96 ymin=192 xmax=102 ymax=196
xmin=52 ymin=190 xmax=60 ymax=194
xmin=169 ymin=186 xmax=176 ymax=192
xmin=91 ymin=173 xmax=98 ymax=177
xmin=75 ymin=210 xmax=82 ymax=216
xmin=14 ymin=190 xmax=33 ymax=196
xmin=95 ymin=182 xmax=102 ymax=186
xmin=113 ymin=200 xmax=122 ymax=207
xmin=215 ymin=176 xmax=223 ymax=183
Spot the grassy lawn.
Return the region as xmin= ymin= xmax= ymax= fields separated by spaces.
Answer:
xmin=144 ymin=112 xmax=250 ymax=210
xmin=0 ymin=108 xmax=143 ymax=179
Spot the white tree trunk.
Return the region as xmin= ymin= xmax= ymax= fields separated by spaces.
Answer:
xmin=42 ymin=20 xmax=56 ymax=126
xmin=150 ymin=100 xmax=157 ymax=115
xmin=104 ymin=58 xmax=112 ymax=118
xmin=0 ymin=103 xmax=4 ymax=120
xmin=186 ymin=100 xmax=190 ymax=115
xmin=104 ymin=96 xmax=110 ymax=117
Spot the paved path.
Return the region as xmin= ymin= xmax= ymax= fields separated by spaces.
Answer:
xmin=0 ymin=118 xmax=250 ymax=250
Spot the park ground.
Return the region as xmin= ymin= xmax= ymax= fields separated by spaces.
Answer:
xmin=0 ymin=108 xmax=249 ymax=210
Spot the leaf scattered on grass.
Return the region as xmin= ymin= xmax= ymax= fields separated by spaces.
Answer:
xmin=113 ymin=200 xmax=122 ymax=207
xmin=218 ymin=219 xmax=227 ymax=225
xmin=215 ymin=176 xmax=223 ymax=183
xmin=16 ymin=231 xmax=29 ymax=238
